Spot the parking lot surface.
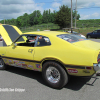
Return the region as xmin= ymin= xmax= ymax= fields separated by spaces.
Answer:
xmin=0 ymin=39 xmax=100 ymax=100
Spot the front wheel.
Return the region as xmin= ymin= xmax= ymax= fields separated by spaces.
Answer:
xmin=87 ymin=35 xmax=91 ymax=39
xmin=0 ymin=58 xmax=7 ymax=70
xmin=42 ymin=61 xmax=69 ymax=89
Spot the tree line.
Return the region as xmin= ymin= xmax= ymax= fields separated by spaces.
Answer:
xmin=0 ymin=5 xmax=80 ymax=28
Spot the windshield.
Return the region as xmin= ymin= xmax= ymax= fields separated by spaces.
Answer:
xmin=57 ymin=34 xmax=86 ymax=43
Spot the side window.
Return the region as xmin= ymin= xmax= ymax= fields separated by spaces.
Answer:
xmin=94 ymin=30 xmax=97 ymax=33
xmin=37 ymin=36 xmax=51 ymax=46
xmin=15 ymin=35 xmax=37 ymax=47
xmin=97 ymin=30 xmax=100 ymax=33
xmin=16 ymin=36 xmax=26 ymax=43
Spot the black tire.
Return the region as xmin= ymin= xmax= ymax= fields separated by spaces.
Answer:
xmin=87 ymin=35 xmax=91 ymax=39
xmin=42 ymin=61 xmax=68 ymax=89
xmin=0 ymin=58 xmax=7 ymax=70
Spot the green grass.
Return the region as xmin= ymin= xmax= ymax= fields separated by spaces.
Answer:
xmin=79 ymin=27 xmax=100 ymax=36
xmin=21 ymin=23 xmax=60 ymax=33
xmin=20 ymin=23 xmax=100 ymax=36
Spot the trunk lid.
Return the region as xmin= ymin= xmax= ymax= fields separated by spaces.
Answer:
xmin=73 ymin=40 xmax=100 ymax=50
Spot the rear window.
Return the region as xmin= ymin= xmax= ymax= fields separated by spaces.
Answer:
xmin=57 ymin=34 xmax=86 ymax=43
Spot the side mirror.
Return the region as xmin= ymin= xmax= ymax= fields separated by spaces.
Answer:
xmin=14 ymin=43 xmax=17 ymax=46
xmin=12 ymin=43 xmax=17 ymax=49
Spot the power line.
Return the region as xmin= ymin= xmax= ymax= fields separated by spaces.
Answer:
xmin=77 ymin=6 xmax=100 ymax=9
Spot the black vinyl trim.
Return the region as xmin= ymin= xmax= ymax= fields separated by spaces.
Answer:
xmin=65 ymin=65 xmax=85 ymax=69
xmin=2 ymin=56 xmax=41 ymax=63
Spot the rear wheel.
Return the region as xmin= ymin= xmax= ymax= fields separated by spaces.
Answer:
xmin=0 ymin=58 xmax=7 ymax=70
xmin=42 ymin=61 xmax=68 ymax=89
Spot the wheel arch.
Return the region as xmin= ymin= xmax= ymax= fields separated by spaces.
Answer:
xmin=41 ymin=58 xmax=68 ymax=74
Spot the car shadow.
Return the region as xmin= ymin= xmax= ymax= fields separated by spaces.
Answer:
xmin=6 ymin=66 xmax=99 ymax=90
xmin=64 ymin=75 xmax=99 ymax=90
xmin=6 ymin=66 xmax=45 ymax=85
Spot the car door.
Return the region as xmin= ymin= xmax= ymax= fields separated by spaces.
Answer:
xmin=92 ymin=30 xmax=98 ymax=38
xmin=33 ymin=36 xmax=51 ymax=61
xmin=3 ymin=34 xmax=40 ymax=70
xmin=97 ymin=30 xmax=100 ymax=38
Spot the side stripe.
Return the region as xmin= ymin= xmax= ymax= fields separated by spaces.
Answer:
xmin=65 ymin=65 xmax=85 ymax=69
xmin=2 ymin=56 xmax=86 ymax=69
xmin=2 ymin=56 xmax=41 ymax=63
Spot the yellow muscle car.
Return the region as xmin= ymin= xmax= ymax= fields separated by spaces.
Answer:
xmin=0 ymin=24 xmax=100 ymax=89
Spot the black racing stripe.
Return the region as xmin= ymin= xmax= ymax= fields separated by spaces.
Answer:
xmin=3 ymin=25 xmax=20 ymax=42
xmin=65 ymin=65 xmax=85 ymax=69
xmin=2 ymin=56 xmax=41 ymax=63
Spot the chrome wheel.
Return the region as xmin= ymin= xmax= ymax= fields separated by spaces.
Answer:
xmin=46 ymin=66 xmax=60 ymax=83
xmin=42 ymin=61 xmax=68 ymax=89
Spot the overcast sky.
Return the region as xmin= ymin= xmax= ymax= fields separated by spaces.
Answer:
xmin=0 ymin=0 xmax=100 ymax=20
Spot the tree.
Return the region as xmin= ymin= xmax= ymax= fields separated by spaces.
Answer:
xmin=73 ymin=10 xmax=80 ymax=20
xmin=29 ymin=10 xmax=42 ymax=26
xmin=54 ymin=5 xmax=71 ymax=28
xmin=16 ymin=16 xmax=23 ymax=27
xmin=48 ymin=9 xmax=55 ymax=23
xmin=42 ymin=10 xmax=48 ymax=23
xmin=16 ymin=13 xmax=29 ymax=27
xmin=42 ymin=10 xmax=50 ymax=23
xmin=34 ymin=10 xmax=42 ymax=25
xmin=21 ymin=13 xmax=30 ymax=27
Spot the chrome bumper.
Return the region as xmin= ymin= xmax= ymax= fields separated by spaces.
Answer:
xmin=93 ymin=63 xmax=100 ymax=71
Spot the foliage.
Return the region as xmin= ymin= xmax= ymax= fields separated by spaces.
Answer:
xmin=42 ymin=9 xmax=55 ymax=24
xmin=16 ymin=13 xmax=30 ymax=27
xmin=0 ymin=5 xmax=80 ymax=28
xmin=54 ymin=5 xmax=80 ymax=28
xmin=73 ymin=11 xmax=80 ymax=20
xmin=54 ymin=5 xmax=71 ymax=28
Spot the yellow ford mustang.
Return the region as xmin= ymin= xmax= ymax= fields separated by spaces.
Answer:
xmin=0 ymin=24 xmax=100 ymax=89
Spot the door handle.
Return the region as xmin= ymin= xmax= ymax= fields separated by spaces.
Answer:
xmin=28 ymin=49 xmax=33 ymax=53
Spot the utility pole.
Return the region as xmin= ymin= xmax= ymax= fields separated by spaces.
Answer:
xmin=75 ymin=0 xmax=77 ymax=28
xmin=71 ymin=0 xmax=73 ymax=33
xmin=4 ymin=18 xmax=5 ymax=24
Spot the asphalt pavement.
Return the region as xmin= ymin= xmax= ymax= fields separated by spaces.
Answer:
xmin=0 ymin=39 xmax=100 ymax=100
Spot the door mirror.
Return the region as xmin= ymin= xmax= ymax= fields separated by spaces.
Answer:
xmin=14 ymin=43 xmax=17 ymax=46
xmin=12 ymin=43 xmax=17 ymax=49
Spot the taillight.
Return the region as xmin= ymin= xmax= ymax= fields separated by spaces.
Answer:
xmin=86 ymin=67 xmax=92 ymax=70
